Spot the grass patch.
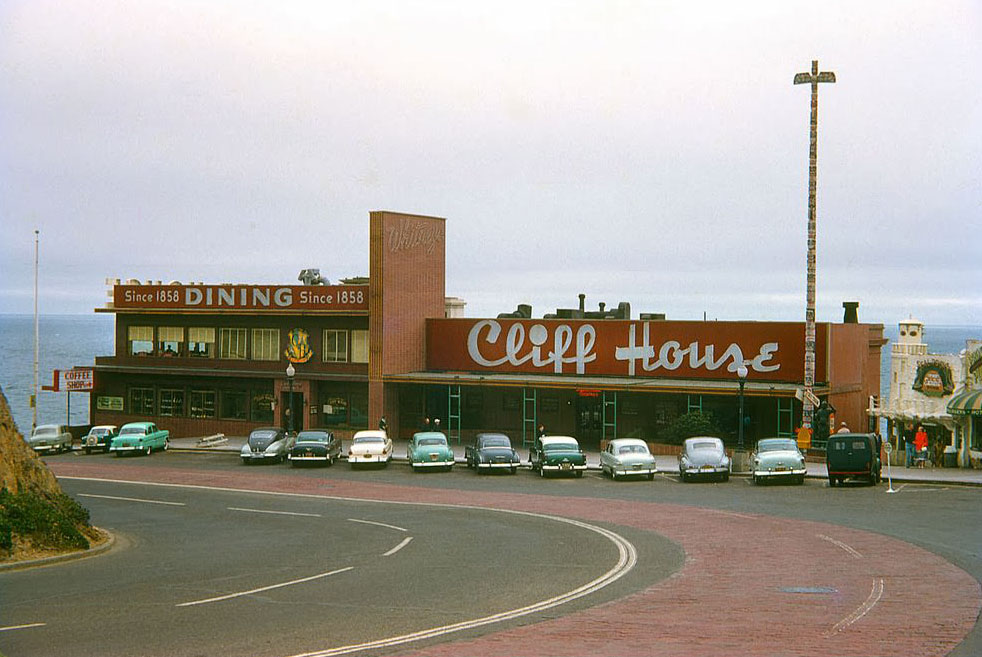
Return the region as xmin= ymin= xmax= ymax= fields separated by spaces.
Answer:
xmin=0 ymin=487 xmax=91 ymax=556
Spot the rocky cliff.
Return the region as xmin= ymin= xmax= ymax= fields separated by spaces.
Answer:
xmin=0 ymin=385 xmax=61 ymax=496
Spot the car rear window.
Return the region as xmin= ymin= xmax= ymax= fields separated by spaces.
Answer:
xmin=691 ymin=441 xmax=719 ymax=451
xmin=619 ymin=445 xmax=648 ymax=454
xmin=354 ymin=436 xmax=383 ymax=443
xmin=120 ymin=426 xmax=147 ymax=435
xmin=419 ymin=438 xmax=446 ymax=446
xmin=481 ymin=437 xmax=510 ymax=448
xmin=544 ymin=442 xmax=578 ymax=451
xmin=33 ymin=426 xmax=58 ymax=435
xmin=297 ymin=432 xmax=328 ymax=442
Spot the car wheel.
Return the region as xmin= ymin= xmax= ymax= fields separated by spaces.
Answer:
xmin=575 ymin=470 xmax=583 ymax=478
xmin=611 ymin=470 xmax=619 ymax=481
xmin=796 ymin=475 xmax=805 ymax=485
xmin=85 ymin=447 xmax=92 ymax=455
xmin=145 ymin=445 xmax=152 ymax=456
xmin=163 ymin=441 xmax=169 ymax=451
xmin=539 ymin=466 xmax=546 ymax=478
xmin=722 ymin=472 xmax=729 ymax=482
xmin=647 ymin=472 xmax=655 ymax=481
xmin=510 ymin=467 xmax=517 ymax=475
xmin=680 ymin=471 xmax=687 ymax=482
xmin=828 ymin=476 xmax=836 ymax=487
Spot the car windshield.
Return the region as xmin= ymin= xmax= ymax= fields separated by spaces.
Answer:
xmin=120 ymin=426 xmax=146 ymax=436
xmin=544 ymin=442 xmax=578 ymax=451
xmin=480 ymin=437 xmax=510 ymax=448
xmin=690 ymin=441 xmax=721 ymax=452
xmin=354 ymin=436 xmax=384 ymax=444
xmin=90 ymin=428 xmax=110 ymax=436
xmin=618 ymin=445 xmax=648 ymax=455
xmin=250 ymin=430 xmax=278 ymax=441
xmin=297 ymin=433 xmax=328 ymax=443
xmin=33 ymin=426 xmax=58 ymax=436
xmin=758 ymin=440 xmax=797 ymax=452
xmin=419 ymin=438 xmax=446 ymax=446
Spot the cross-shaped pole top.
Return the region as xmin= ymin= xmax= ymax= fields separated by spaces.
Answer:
xmin=794 ymin=60 xmax=836 ymax=87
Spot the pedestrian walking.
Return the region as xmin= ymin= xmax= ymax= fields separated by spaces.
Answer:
xmin=433 ymin=418 xmax=441 ymax=431
xmin=537 ymin=424 xmax=546 ymax=439
xmin=914 ymin=425 xmax=929 ymax=467
xmin=903 ymin=422 xmax=915 ymax=468
xmin=378 ymin=416 xmax=388 ymax=432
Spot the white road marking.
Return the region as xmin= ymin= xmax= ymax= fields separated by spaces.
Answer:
xmin=818 ymin=534 xmax=863 ymax=559
xmin=61 ymin=477 xmax=637 ymax=657
xmin=827 ymin=578 xmax=884 ymax=635
xmin=383 ymin=536 xmax=414 ymax=556
xmin=77 ymin=493 xmax=185 ymax=506
xmin=228 ymin=507 xmax=322 ymax=518
xmin=705 ymin=509 xmax=757 ymax=520
xmin=347 ymin=518 xmax=407 ymax=532
xmin=656 ymin=473 xmax=678 ymax=482
xmin=176 ymin=567 xmax=354 ymax=607
xmin=0 ymin=623 xmax=46 ymax=632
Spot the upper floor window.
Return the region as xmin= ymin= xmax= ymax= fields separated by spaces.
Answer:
xmin=219 ymin=328 xmax=248 ymax=360
xmin=251 ymin=328 xmax=280 ymax=361
xmin=128 ymin=326 xmax=154 ymax=356
xmin=351 ymin=329 xmax=369 ymax=364
xmin=188 ymin=328 xmax=215 ymax=358
xmin=158 ymin=326 xmax=184 ymax=357
xmin=323 ymin=329 xmax=348 ymax=363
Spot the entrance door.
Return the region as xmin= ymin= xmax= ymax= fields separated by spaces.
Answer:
xmin=576 ymin=395 xmax=602 ymax=445
xmin=281 ymin=391 xmax=305 ymax=433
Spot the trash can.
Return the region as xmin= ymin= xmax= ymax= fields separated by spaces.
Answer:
xmin=943 ymin=446 xmax=957 ymax=468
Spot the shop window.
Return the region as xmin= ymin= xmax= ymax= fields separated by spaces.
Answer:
xmin=220 ymin=390 xmax=248 ymax=420
xmin=321 ymin=395 xmax=348 ymax=425
xmin=351 ymin=330 xmax=369 ymax=364
xmin=219 ymin=328 xmax=248 ymax=360
xmin=251 ymin=392 xmax=275 ymax=423
xmin=189 ymin=390 xmax=216 ymax=418
xmin=158 ymin=326 xmax=184 ymax=357
xmin=188 ymin=328 xmax=215 ymax=358
xmin=323 ymin=330 xmax=348 ymax=363
xmin=251 ymin=328 xmax=280 ymax=361
xmin=128 ymin=326 xmax=154 ymax=356
xmin=349 ymin=392 xmax=369 ymax=428
xmin=129 ymin=387 xmax=155 ymax=415
xmin=159 ymin=389 xmax=185 ymax=417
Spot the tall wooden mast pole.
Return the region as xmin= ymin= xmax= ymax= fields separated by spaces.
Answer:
xmin=793 ymin=60 xmax=836 ymax=431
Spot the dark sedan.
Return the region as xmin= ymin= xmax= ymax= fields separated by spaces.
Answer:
xmin=465 ymin=432 xmax=521 ymax=474
xmin=288 ymin=430 xmax=341 ymax=466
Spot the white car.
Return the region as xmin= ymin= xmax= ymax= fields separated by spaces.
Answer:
xmin=27 ymin=424 xmax=73 ymax=453
xmin=348 ymin=430 xmax=392 ymax=467
xmin=679 ymin=436 xmax=731 ymax=482
xmin=600 ymin=438 xmax=657 ymax=480
xmin=751 ymin=438 xmax=807 ymax=485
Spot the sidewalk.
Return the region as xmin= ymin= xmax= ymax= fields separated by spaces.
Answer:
xmin=167 ymin=436 xmax=982 ymax=486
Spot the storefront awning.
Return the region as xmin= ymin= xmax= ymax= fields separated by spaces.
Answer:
xmin=384 ymin=371 xmax=810 ymax=397
xmin=947 ymin=389 xmax=982 ymax=416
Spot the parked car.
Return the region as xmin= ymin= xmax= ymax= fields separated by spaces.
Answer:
xmin=348 ymin=430 xmax=392 ymax=467
xmin=27 ymin=424 xmax=73 ymax=454
xmin=826 ymin=432 xmax=881 ymax=487
xmin=465 ymin=432 xmax=521 ymax=474
xmin=678 ymin=437 xmax=730 ymax=482
xmin=83 ymin=425 xmax=118 ymax=454
xmin=288 ymin=430 xmax=341 ymax=466
xmin=600 ymin=438 xmax=657 ymax=480
xmin=529 ymin=435 xmax=587 ymax=478
xmin=407 ymin=431 xmax=455 ymax=472
xmin=240 ymin=427 xmax=293 ymax=464
xmin=751 ymin=437 xmax=806 ymax=485
xmin=110 ymin=422 xmax=169 ymax=456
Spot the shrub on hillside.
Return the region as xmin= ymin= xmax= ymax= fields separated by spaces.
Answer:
xmin=0 ymin=488 xmax=91 ymax=555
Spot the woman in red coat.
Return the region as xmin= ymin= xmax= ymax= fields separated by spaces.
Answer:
xmin=914 ymin=426 xmax=929 ymax=466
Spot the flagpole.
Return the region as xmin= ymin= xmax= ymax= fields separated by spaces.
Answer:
xmin=33 ymin=229 xmax=40 ymax=432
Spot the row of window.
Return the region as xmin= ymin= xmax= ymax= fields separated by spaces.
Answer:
xmin=126 ymin=326 xmax=368 ymax=363
xmin=128 ymin=387 xmax=275 ymax=422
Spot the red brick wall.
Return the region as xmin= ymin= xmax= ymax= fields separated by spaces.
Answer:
xmin=368 ymin=211 xmax=446 ymax=430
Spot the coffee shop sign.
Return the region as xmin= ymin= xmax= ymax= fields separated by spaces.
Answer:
xmin=467 ymin=320 xmax=781 ymax=375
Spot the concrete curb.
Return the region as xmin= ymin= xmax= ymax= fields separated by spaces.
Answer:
xmin=0 ymin=528 xmax=115 ymax=573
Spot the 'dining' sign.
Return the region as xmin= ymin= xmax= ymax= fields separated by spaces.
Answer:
xmin=426 ymin=319 xmax=827 ymax=383
xmin=113 ymin=284 xmax=368 ymax=312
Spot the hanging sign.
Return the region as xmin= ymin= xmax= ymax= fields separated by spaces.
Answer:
xmin=912 ymin=360 xmax=955 ymax=397
xmin=285 ymin=328 xmax=313 ymax=364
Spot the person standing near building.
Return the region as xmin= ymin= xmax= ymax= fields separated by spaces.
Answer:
xmin=836 ymin=421 xmax=851 ymax=434
xmin=903 ymin=422 xmax=915 ymax=467
xmin=378 ymin=416 xmax=388 ymax=433
xmin=914 ymin=425 xmax=929 ymax=467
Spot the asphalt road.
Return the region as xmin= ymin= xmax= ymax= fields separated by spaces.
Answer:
xmin=4 ymin=451 xmax=982 ymax=656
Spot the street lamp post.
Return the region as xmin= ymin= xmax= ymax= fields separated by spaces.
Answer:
xmin=737 ymin=364 xmax=749 ymax=450
xmin=286 ymin=363 xmax=295 ymax=435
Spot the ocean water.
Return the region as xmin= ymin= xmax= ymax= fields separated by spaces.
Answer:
xmin=0 ymin=314 xmax=978 ymax=437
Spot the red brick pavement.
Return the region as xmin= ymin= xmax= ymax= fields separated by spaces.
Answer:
xmin=50 ymin=461 xmax=981 ymax=657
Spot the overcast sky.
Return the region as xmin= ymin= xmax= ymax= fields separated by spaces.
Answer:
xmin=1 ymin=0 xmax=979 ymax=328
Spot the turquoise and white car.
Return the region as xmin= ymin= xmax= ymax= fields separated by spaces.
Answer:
xmin=751 ymin=438 xmax=807 ymax=485
xmin=110 ymin=422 xmax=169 ymax=456
xmin=408 ymin=431 xmax=455 ymax=472
xmin=600 ymin=438 xmax=657 ymax=480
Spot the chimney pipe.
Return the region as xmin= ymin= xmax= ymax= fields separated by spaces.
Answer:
xmin=843 ymin=301 xmax=859 ymax=324
xmin=578 ymin=293 xmax=585 ymax=312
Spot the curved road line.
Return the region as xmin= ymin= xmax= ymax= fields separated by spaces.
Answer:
xmin=828 ymin=578 xmax=885 ymax=635
xmin=0 ymin=623 xmax=46 ymax=632
xmin=383 ymin=536 xmax=413 ymax=556
xmin=818 ymin=534 xmax=863 ymax=559
xmin=346 ymin=518 xmax=407 ymax=532
xmin=61 ymin=476 xmax=637 ymax=656
xmin=176 ymin=567 xmax=354 ymax=607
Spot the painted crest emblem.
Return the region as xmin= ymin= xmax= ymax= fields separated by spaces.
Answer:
xmin=285 ymin=328 xmax=313 ymax=363
xmin=912 ymin=360 xmax=954 ymax=397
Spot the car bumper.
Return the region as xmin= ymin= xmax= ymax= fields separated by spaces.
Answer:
xmin=753 ymin=467 xmax=806 ymax=478
xmin=477 ymin=461 xmax=519 ymax=469
xmin=110 ymin=445 xmax=144 ymax=452
xmin=613 ymin=466 xmax=657 ymax=476
xmin=289 ymin=454 xmax=329 ymax=461
xmin=241 ymin=452 xmax=280 ymax=460
xmin=682 ymin=466 xmax=729 ymax=475
xmin=542 ymin=463 xmax=587 ymax=472
xmin=348 ymin=454 xmax=389 ymax=463
xmin=413 ymin=459 xmax=454 ymax=467
xmin=31 ymin=444 xmax=62 ymax=452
